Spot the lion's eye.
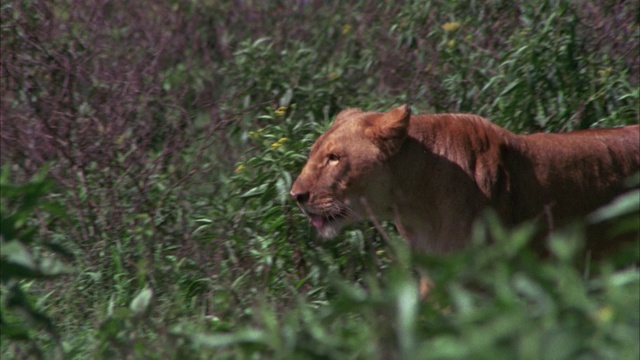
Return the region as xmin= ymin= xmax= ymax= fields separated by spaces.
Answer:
xmin=327 ymin=153 xmax=340 ymax=164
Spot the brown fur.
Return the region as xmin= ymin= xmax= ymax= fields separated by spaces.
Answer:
xmin=290 ymin=105 xmax=640 ymax=256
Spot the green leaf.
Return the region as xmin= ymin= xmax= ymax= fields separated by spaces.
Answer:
xmin=396 ymin=279 xmax=417 ymax=357
xmin=588 ymin=190 xmax=640 ymax=223
xmin=1 ymin=240 xmax=36 ymax=273
xmin=240 ymin=183 xmax=269 ymax=199
xmin=130 ymin=286 xmax=153 ymax=315
xmin=279 ymin=88 xmax=294 ymax=107
xmin=190 ymin=329 xmax=266 ymax=348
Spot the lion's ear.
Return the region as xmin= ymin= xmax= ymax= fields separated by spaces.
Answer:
xmin=367 ymin=104 xmax=411 ymax=156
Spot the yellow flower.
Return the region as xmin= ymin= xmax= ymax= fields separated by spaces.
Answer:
xmin=235 ymin=164 xmax=245 ymax=173
xmin=595 ymin=306 xmax=614 ymax=323
xmin=270 ymin=137 xmax=288 ymax=149
xmin=275 ymin=106 xmax=287 ymax=117
xmin=597 ymin=67 xmax=612 ymax=77
xmin=341 ymin=24 xmax=352 ymax=35
xmin=447 ymin=39 xmax=456 ymax=48
xmin=442 ymin=21 xmax=461 ymax=32
xmin=115 ymin=133 xmax=125 ymax=147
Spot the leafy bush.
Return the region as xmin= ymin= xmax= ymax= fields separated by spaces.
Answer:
xmin=1 ymin=167 xmax=72 ymax=358
xmin=170 ymin=207 xmax=640 ymax=359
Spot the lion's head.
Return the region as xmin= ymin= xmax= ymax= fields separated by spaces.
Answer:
xmin=290 ymin=105 xmax=411 ymax=238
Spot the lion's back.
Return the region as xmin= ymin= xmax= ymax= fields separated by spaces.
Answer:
xmin=503 ymin=125 xmax=639 ymax=226
xmin=409 ymin=116 xmax=638 ymax=227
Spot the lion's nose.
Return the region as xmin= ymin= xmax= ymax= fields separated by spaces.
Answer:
xmin=290 ymin=190 xmax=309 ymax=204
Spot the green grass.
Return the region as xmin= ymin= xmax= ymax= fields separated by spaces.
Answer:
xmin=1 ymin=0 xmax=639 ymax=358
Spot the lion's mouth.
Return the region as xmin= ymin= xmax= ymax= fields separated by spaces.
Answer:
xmin=305 ymin=209 xmax=349 ymax=230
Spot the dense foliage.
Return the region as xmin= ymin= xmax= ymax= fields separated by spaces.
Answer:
xmin=1 ymin=0 xmax=638 ymax=358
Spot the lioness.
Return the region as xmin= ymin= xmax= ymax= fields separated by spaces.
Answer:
xmin=290 ymin=105 xmax=639 ymax=257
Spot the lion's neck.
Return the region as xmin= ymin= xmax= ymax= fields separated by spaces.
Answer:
xmin=385 ymin=114 xmax=515 ymax=253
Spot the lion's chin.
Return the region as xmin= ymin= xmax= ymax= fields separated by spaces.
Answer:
xmin=316 ymin=225 xmax=341 ymax=239
xmin=308 ymin=214 xmax=346 ymax=239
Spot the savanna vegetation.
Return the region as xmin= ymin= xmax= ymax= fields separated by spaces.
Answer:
xmin=1 ymin=0 xmax=639 ymax=358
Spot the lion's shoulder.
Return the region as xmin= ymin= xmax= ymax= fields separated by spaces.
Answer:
xmin=406 ymin=113 xmax=516 ymax=164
